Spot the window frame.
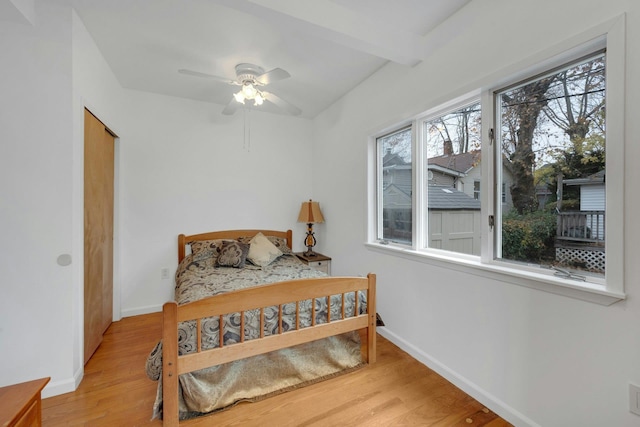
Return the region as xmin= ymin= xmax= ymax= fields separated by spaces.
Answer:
xmin=491 ymin=50 xmax=606 ymax=274
xmin=367 ymin=15 xmax=626 ymax=305
xmin=416 ymin=96 xmax=482 ymax=255
xmin=375 ymin=123 xmax=415 ymax=246
xmin=474 ymin=181 xmax=481 ymax=200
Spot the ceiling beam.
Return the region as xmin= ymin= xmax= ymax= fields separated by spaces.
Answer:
xmin=215 ymin=0 xmax=424 ymax=66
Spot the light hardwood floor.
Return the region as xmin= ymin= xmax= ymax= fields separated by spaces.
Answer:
xmin=42 ymin=313 xmax=512 ymax=426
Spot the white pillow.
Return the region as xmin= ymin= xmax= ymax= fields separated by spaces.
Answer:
xmin=248 ymin=232 xmax=283 ymax=267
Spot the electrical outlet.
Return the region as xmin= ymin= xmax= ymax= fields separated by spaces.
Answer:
xmin=160 ymin=267 xmax=170 ymax=280
xmin=630 ymin=383 xmax=640 ymax=416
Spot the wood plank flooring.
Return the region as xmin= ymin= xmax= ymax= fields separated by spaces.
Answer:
xmin=42 ymin=313 xmax=512 ymax=426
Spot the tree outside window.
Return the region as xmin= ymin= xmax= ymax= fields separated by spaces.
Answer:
xmin=497 ymin=53 xmax=606 ymax=275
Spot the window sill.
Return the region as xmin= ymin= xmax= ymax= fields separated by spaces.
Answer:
xmin=365 ymin=242 xmax=625 ymax=306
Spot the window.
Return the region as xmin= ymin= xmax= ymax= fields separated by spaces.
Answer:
xmin=495 ymin=53 xmax=606 ymax=278
xmin=370 ymin=19 xmax=625 ymax=304
xmin=377 ymin=126 xmax=412 ymax=245
xmin=423 ymin=101 xmax=482 ymax=256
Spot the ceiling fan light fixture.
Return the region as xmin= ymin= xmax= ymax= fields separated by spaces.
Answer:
xmin=233 ymin=91 xmax=245 ymax=104
xmin=241 ymin=82 xmax=258 ymax=99
xmin=180 ymin=63 xmax=300 ymax=115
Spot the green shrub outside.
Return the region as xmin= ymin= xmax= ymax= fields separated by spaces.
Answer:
xmin=502 ymin=210 xmax=557 ymax=263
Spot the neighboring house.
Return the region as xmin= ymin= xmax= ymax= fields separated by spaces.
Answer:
xmin=381 ymin=150 xmax=413 ymax=240
xmin=428 ymin=141 xmax=515 ymax=212
xmin=382 ymin=149 xmax=481 ymax=254
xmin=428 ymin=144 xmax=481 ymax=195
xmin=562 ymin=170 xmax=605 ymax=241
xmin=381 ymin=182 xmax=412 ymax=242
xmin=555 ymin=170 xmax=605 ymax=273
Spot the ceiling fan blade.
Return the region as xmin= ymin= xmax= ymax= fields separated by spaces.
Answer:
xmin=262 ymin=92 xmax=301 ymax=116
xmin=255 ymin=68 xmax=290 ymax=85
xmin=178 ymin=69 xmax=238 ymax=85
xmin=222 ymin=98 xmax=239 ymax=115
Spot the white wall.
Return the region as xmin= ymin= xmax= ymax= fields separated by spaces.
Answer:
xmin=0 ymin=1 xmax=76 ymax=394
xmin=313 ymin=1 xmax=640 ymax=426
xmin=116 ymin=91 xmax=316 ymax=315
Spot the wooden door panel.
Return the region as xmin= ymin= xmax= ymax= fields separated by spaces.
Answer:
xmin=101 ymin=128 xmax=114 ymax=335
xmin=84 ymin=109 xmax=114 ymax=364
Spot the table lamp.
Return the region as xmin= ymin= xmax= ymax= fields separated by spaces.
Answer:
xmin=297 ymin=199 xmax=325 ymax=256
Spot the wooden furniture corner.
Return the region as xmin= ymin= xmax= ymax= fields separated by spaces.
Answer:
xmin=0 ymin=377 xmax=50 ymax=427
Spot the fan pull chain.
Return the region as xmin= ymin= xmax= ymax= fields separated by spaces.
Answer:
xmin=243 ymin=107 xmax=251 ymax=152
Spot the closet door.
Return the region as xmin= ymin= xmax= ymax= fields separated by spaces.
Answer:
xmin=84 ymin=109 xmax=114 ymax=364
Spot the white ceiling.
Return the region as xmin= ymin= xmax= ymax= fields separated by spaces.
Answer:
xmin=66 ymin=0 xmax=472 ymax=118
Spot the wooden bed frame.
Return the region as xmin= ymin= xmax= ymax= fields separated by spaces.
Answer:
xmin=162 ymin=229 xmax=376 ymax=426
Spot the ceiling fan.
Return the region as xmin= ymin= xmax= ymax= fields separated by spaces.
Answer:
xmin=179 ymin=63 xmax=302 ymax=116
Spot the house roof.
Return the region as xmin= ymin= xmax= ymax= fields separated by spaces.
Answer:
xmin=428 ymin=185 xmax=481 ymax=210
xmin=383 ymin=150 xmax=410 ymax=167
xmin=428 ymin=150 xmax=480 ymax=174
xmin=564 ymin=170 xmax=605 ymax=186
xmin=384 ymin=183 xmax=480 ymax=210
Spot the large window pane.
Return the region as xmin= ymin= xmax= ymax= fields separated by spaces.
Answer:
xmin=378 ymin=127 xmax=412 ymax=244
xmin=496 ymin=53 xmax=606 ymax=276
xmin=423 ymin=101 xmax=482 ymax=255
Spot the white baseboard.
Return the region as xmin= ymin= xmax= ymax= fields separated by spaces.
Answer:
xmin=41 ymin=367 xmax=83 ymax=399
xmin=377 ymin=327 xmax=540 ymax=427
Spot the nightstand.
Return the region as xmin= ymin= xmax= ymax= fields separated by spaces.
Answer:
xmin=295 ymin=252 xmax=331 ymax=275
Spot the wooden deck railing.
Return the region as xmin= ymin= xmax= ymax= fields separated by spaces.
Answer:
xmin=556 ymin=210 xmax=605 ymax=244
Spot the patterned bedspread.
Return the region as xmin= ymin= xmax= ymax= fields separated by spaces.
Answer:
xmin=146 ymin=250 xmax=367 ymax=420
xmin=175 ymin=251 xmax=326 ymax=304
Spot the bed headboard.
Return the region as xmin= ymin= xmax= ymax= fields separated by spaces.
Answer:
xmin=177 ymin=229 xmax=293 ymax=262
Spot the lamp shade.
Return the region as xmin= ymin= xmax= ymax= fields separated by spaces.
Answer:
xmin=297 ymin=199 xmax=324 ymax=224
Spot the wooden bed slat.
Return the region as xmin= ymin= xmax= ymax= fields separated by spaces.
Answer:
xmin=326 ymin=295 xmax=331 ymax=323
xmin=219 ymin=315 xmax=224 ymax=349
xmin=196 ymin=319 xmax=202 ymax=353
xmin=240 ymin=311 xmax=245 ymax=343
xmin=259 ymin=308 xmax=264 ymax=339
xmin=354 ymin=290 xmax=359 ymax=318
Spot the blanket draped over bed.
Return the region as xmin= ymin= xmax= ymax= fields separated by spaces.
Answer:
xmin=146 ymin=249 xmax=368 ymax=420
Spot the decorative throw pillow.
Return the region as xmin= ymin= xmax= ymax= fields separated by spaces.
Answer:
xmin=266 ymin=236 xmax=293 ymax=255
xmin=189 ymin=239 xmax=225 ymax=256
xmin=189 ymin=249 xmax=219 ymax=267
xmin=247 ymin=232 xmax=283 ymax=267
xmin=216 ymin=241 xmax=250 ymax=268
xmin=236 ymin=236 xmax=252 ymax=245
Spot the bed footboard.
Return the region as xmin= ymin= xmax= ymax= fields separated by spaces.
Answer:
xmin=161 ymin=273 xmax=376 ymax=426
